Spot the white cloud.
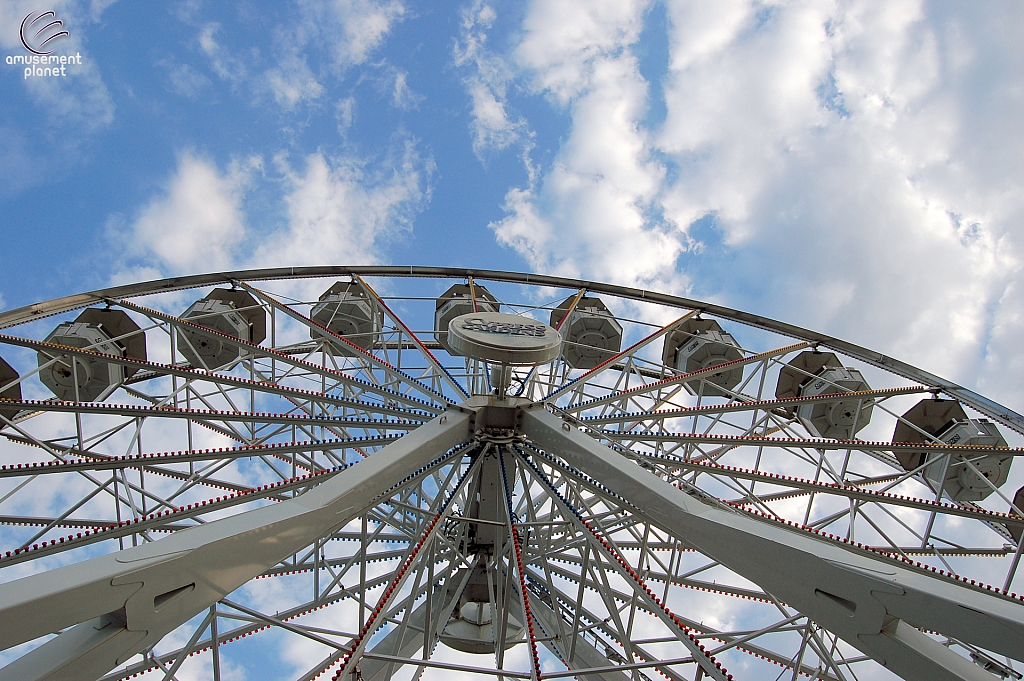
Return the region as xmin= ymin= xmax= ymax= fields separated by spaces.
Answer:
xmin=464 ymin=80 xmax=518 ymax=150
xmin=366 ymin=63 xmax=424 ymax=110
xmin=652 ymin=0 xmax=1024 ymax=399
xmin=88 ymin=0 xmax=118 ymax=21
xmin=491 ymin=187 xmax=553 ymax=271
xmin=263 ymin=51 xmax=325 ymax=109
xmin=453 ymin=2 xmax=527 ymax=155
xmin=118 ymin=140 xmax=431 ymax=284
xmin=513 ymin=0 xmax=648 ymax=104
xmin=486 ymin=0 xmax=1024 ymax=410
xmin=389 ymin=68 xmax=422 ymax=109
xmin=336 ymin=96 xmax=356 ymax=134
xmin=242 ymin=0 xmax=406 ymax=111
xmin=162 ymin=60 xmax=211 ymax=99
xmin=297 ymin=0 xmax=406 ymax=70
xmin=182 ymin=1 xmax=404 ymax=112
xmin=490 ymin=0 xmax=690 ymax=292
xmin=197 ymin=22 xmax=249 ymax=83
xmin=253 ymin=141 xmax=432 ymax=267
xmin=493 ymin=54 xmax=684 ymax=290
xmin=127 ymin=152 xmax=261 ymax=275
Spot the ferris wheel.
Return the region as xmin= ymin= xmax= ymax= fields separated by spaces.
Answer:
xmin=0 ymin=266 xmax=1022 ymax=681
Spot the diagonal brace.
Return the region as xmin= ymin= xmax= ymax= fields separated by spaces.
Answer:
xmin=0 ymin=410 xmax=473 ymax=681
xmin=521 ymin=405 xmax=1024 ymax=681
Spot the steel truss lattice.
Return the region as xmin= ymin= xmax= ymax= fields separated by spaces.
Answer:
xmin=0 ymin=267 xmax=1021 ymax=681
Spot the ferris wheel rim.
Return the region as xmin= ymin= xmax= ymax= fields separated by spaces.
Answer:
xmin=1 ymin=267 xmax=1023 ymax=681
xmin=0 ymin=264 xmax=1018 ymax=434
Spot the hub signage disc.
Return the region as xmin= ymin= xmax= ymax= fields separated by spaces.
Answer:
xmin=447 ymin=312 xmax=561 ymax=365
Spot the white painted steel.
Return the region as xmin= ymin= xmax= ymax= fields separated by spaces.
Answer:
xmin=0 ymin=411 xmax=471 ymax=681
xmin=0 ymin=269 xmax=1022 ymax=681
xmin=521 ymin=406 xmax=1024 ymax=681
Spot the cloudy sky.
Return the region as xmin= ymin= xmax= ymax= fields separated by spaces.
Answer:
xmin=2 ymin=0 xmax=1023 ymax=412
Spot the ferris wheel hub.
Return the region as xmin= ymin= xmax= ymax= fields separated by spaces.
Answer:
xmin=447 ymin=312 xmax=561 ymax=366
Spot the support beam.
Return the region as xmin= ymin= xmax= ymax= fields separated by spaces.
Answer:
xmin=525 ymin=582 xmax=647 ymax=681
xmin=358 ymin=581 xmax=460 ymax=681
xmin=0 ymin=410 xmax=473 ymax=681
xmin=521 ymin=405 xmax=1024 ymax=681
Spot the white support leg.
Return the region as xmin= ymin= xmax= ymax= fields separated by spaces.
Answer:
xmin=0 ymin=410 xmax=473 ymax=681
xmin=521 ymin=405 xmax=1024 ymax=681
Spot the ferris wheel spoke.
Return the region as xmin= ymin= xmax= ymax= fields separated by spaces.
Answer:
xmin=2 ymin=269 xmax=1023 ymax=681
xmin=0 ymin=331 xmax=412 ymax=417
xmin=236 ymin=282 xmax=449 ymax=407
xmin=355 ymin=591 xmax=454 ymax=681
xmin=0 ymin=399 xmax=428 ymax=432
xmin=534 ymin=580 xmax=693 ymax=681
xmin=545 ymin=312 xmax=696 ymax=402
xmin=116 ymin=298 xmax=442 ymax=412
xmin=523 ymin=583 xmax=637 ymax=681
xmin=511 ymin=459 xmax=577 ymax=644
xmin=0 ymin=430 xmax=407 ymax=510
xmin=627 ymin=448 xmax=1024 ymax=534
xmin=506 ymin=294 xmax=578 ymax=399
xmin=528 ymin=555 xmax=759 ymax=681
xmin=0 ymin=463 xmax=358 ymax=567
xmin=562 ymin=342 xmax=810 ymax=412
xmin=522 ymin=405 xmax=1024 ymax=676
xmin=532 ymin=565 xmax=846 ymax=680
xmin=363 ymin=549 xmax=479 ymax=681
xmin=589 ymin=427 xmax=1024 ymax=460
xmin=337 ymin=449 xmax=482 ymax=680
xmin=37 ymin=531 xmax=461 ymax=680
xmin=97 ymin=585 xmax=359 ymax=681
xmin=0 ymin=412 xmax=471 ymax=677
xmin=536 ymin=551 xmax=771 ymax=603
xmin=0 ymin=430 xmax=180 ymax=539
xmin=252 ymin=363 xmax=437 ymax=424
xmin=352 ymin=274 xmax=469 ymax=400
xmin=509 ymin=447 xmax=732 ymax=681
xmin=578 ymin=385 xmax=931 ymax=426
xmin=527 ymin=475 xmax=967 ymax=680
xmin=4 ymin=437 xmax=313 ymax=503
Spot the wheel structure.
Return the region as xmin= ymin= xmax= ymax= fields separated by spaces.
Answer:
xmin=0 ymin=266 xmax=1022 ymax=681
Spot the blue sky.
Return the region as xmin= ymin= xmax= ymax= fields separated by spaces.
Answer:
xmin=2 ymin=0 xmax=1024 ymax=410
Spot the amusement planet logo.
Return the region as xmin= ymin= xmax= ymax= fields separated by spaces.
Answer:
xmin=5 ymin=10 xmax=82 ymax=79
